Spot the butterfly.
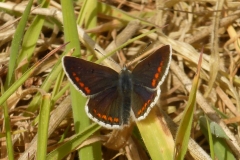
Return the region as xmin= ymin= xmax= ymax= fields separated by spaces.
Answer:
xmin=62 ymin=45 xmax=172 ymax=129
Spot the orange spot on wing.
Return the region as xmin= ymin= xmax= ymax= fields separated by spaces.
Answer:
xmin=91 ymin=110 xmax=119 ymax=124
xmin=143 ymin=103 xmax=147 ymax=110
xmin=102 ymin=115 xmax=107 ymax=120
xmin=97 ymin=113 xmax=101 ymax=118
xmin=114 ymin=118 xmax=119 ymax=123
xmin=159 ymin=61 xmax=163 ymax=67
xmin=158 ymin=61 xmax=164 ymax=73
xmin=72 ymin=72 xmax=77 ymax=76
xmin=75 ymin=77 xmax=80 ymax=82
xmin=152 ymin=79 xmax=156 ymax=87
xmin=138 ymin=99 xmax=153 ymax=116
xmin=79 ymin=82 xmax=84 ymax=87
xmin=108 ymin=117 xmax=113 ymax=122
xmin=151 ymin=61 xmax=165 ymax=87
xmin=138 ymin=110 xmax=142 ymax=115
xmin=84 ymin=87 xmax=90 ymax=94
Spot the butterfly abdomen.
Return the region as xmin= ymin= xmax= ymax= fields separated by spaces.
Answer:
xmin=118 ymin=69 xmax=133 ymax=125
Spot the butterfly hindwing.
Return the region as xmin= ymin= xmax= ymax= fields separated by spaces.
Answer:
xmin=86 ymin=86 xmax=130 ymax=128
xmin=62 ymin=56 xmax=119 ymax=96
xmin=132 ymin=85 xmax=160 ymax=120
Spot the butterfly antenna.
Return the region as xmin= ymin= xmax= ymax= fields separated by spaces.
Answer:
xmin=126 ymin=41 xmax=152 ymax=68
xmin=94 ymin=48 xmax=121 ymax=68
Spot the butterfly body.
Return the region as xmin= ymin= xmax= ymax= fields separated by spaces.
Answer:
xmin=117 ymin=68 xmax=133 ymax=125
xmin=62 ymin=45 xmax=172 ymax=129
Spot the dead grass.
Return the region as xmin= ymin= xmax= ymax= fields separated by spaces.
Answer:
xmin=0 ymin=0 xmax=240 ymax=159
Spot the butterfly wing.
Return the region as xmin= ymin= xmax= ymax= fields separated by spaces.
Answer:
xmin=132 ymin=45 xmax=172 ymax=89
xmin=86 ymin=86 xmax=129 ymax=129
xmin=62 ymin=56 xmax=127 ymax=128
xmin=131 ymin=45 xmax=172 ymax=119
xmin=62 ymin=56 xmax=119 ymax=96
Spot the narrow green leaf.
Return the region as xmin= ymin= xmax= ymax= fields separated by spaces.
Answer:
xmin=1 ymin=82 xmax=14 ymax=160
xmin=205 ymin=115 xmax=215 ymax=159
xmin=17 ymin=0 xmax=50 ymax=71
xmin=46 ymin=124 xmax=101 ymax=160
xmin=2 ymin=1 xmax=34 ymax=159
xmin=37 ymin=94 xmax=51 ymax=160
xmin=137 ymin=107 xmax=174 ymax=160
xmin=174 ymin=52 xmax=202 ymax=159
xmin=199 ymin=116 xmax=235 ymax=160
xmin=60 ymin=1 xmax=101 ymax=160
xmin=5 ymin=0 xmax=34 ymax=88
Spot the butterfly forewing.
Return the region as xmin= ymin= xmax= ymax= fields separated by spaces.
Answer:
xmin=62 ymin=56 xmax=119 ymax=96
xmin=132 ymin=45 xmax=172 ymax=89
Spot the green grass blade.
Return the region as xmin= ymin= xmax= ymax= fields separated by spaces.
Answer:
xmin=174 ymin=52 xmax=203 ymax=160
xmin=137 ymin=107 xmax=174 ymax=159
xmin=1 ymin=1 xmax=33 ymax=159
xmin=199 ymin=116 xmax=235 ymax=160
xmin=60 ymin=0 xmax=101 ymax=160
xmin=78 ymin=0 xmax=97 ymax=41
xmin=205 ymin=115 xmax=215 ymax=159
xmin=77 ymin=0 xmax=101 ymax=159
xmin=60 ymin=0 xmax=82 ymax=128
xmin=5 ymin=0 xmax=33 ymax=88
xmin=46 ymin=124 xmax=101 ymax=160
xmin=36 ymin=94 xmax=51 ymax=160
xmin=52 ymin=83 xmax=70 ymax=104
xmin=2 ymin=102 xmax=14 ymax=160
xmin=51 ymin=67 xmax=65 ymax=100
xmin=1 ymin=83 xmax=14 ymax=160
xmin=17 ymin=0 xmax=50 ymax=71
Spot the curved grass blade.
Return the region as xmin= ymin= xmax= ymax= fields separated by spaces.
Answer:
xmin=36 ymin=94 xmax=51 ymax=160
xmin=46 ymin=124 xmax=101 ymax=160
xmin=5 ymin=0 xmax=34 ymax=88
xmin=174 ymin=51 xmax=203 ymax=160
xmin=17 ymin=0 xmax=50 ymax=71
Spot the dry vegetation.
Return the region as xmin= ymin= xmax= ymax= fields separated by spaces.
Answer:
xmin=0 ymin=0 xmax=240 ymax=159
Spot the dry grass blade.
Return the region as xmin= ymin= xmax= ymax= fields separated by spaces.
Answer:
xmin=205 ymin=0 xmax=224 ymax=97
xmin=0 ymin=0 xmax=240 ymax=159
